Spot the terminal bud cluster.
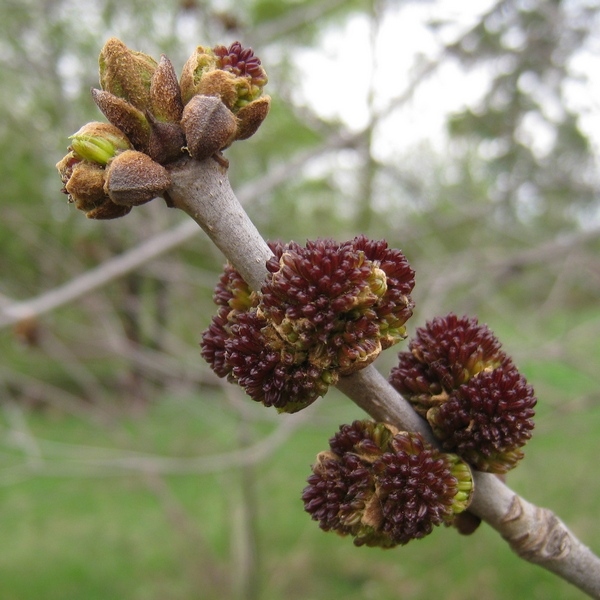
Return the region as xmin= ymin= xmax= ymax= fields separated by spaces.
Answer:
xmin=57 ymin=38 xmax=270 ymax=219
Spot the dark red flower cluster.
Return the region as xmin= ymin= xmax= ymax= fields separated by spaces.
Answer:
xmin=302 ymin=420 xmax=473 ymax=547
xmin=201 ymin=236 xmax=415 ymax=413
xmin=389 ymin=314 xmax=536 ymax=473
xmin=213 ymin=42 xmax=268 ymax=88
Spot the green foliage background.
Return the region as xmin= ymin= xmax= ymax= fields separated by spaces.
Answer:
xmin=0 ymin=0 xmax=599 ymax=598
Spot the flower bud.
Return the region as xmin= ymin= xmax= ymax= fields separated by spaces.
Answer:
xmin=181 ymin=42 xmax=267 ymax=108
xmin=202 ymin=237 xmax=413 ymax=413
xmin=69 ymin=122 xmax=132 ymax=165
xmin=372 ymin=432 xmax=473 ymax=545
xmin=260 ymin=236 xmax=414 ymax=375
xmin=64 ymin=160 xmax=108 ymax=211
xmin=104 ymin=150 xmax=171 ymax=206
xmin=180 ymin=45 xmax=218 ymax=105
xmin=213 ymin=41 xmax=268 ymax=105
xmin=57 ymin=150 xmax=134 ymax=219
xmin=99 ymin=37 xmax=157 ymax=111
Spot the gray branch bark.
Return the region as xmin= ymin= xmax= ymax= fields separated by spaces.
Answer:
xmin=165 ymin=155 xmax=600 ymax=599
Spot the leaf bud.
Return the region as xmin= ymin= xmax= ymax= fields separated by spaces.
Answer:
xmin=69 ymin=122 xmax=132 ymax=165
xmin=99 ymin=37 xmax=157 ymax=111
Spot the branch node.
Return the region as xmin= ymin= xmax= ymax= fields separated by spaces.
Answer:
xmin=507 ymin=505 xmax=571 ymax=561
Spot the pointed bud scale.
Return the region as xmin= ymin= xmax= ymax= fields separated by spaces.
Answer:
xmin=146 ymin=113 xmax=185 ymax=164
xmin=104 ymin=150 xmax=171 ymax=207
xmin=91 ymin=88 xmax=151 ymax=153
xmin=235 ymin=96 xmax=271 ymax=141
xmin=303 ymin=422 xmax=474 ymax=548
xmin=99 ymin=37 xmax=157 ymax=111
xmin=69 ymin=122 xmax=132 ymax=165
xmin=150 ymin=55 xmax=184 ymax=123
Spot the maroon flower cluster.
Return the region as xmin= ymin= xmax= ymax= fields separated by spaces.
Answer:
xmin=201 ymin=236 xmax=415 ymax=413
xmin=302 ymin=420 xmax=473 ymax=547
xmin=389 ymin=314 xmax=536 ymax=473
xmin=213 ymin=42 xmax=268 ymax=89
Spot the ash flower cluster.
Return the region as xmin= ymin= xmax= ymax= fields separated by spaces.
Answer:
xmin=57 ymin=38 xmax=270 ymax=218
xmin=302 ymin=420 xmax=473 ymax=547
xmin=201 ymin=236 xmax=415 ymax=413
xmin=389 ymin=314 xmax=536 ymax=473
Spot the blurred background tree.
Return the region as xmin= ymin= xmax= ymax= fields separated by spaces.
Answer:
xmin=0 ymin=1 xmax=599 ymax=599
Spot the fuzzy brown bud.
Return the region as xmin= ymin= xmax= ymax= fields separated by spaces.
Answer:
xmin=104 ymin=150 xmax=171 ymax=206
xmin=180 ymin=41 xmax=270 ymax=142
xmin=181 ymin=95 xmax=238 ymax=160
xmin=99 ymin=37 xmax=157 ymax=111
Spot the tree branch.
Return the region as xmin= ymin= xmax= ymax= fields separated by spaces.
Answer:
xmin=165 ymin=156 xmax=600 ymax=599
